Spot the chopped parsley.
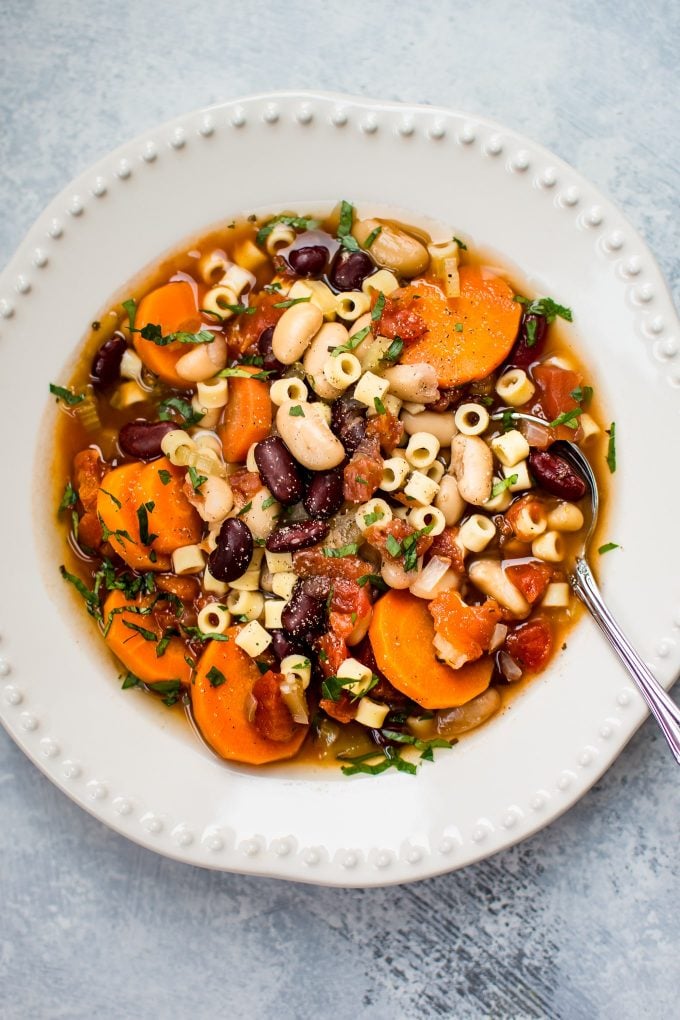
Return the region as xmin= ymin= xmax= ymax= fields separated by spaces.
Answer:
xmin=501 ymin=409 xmax=515 ymax=432
xmin=155 ymin=628 xmax=179 ymax=658
xmin=147 ymin=679 xmax=182 ymax=706
xmin=273 ymin=296 xmax=312 ymax=309
xmin=187 ymin=466 xmax=207 ymax=492
xmin=58 ymin=481 xmax=77 ymax=513
xmin=261 ymin=495 xmax=277 ymax=510
xmin=454 ymin=322 xmax=464 ymax=333
xmin=263 ymin=281 xmax=282 ymax=294
xmin=515 ymin=295 xmax=573 ymax=323
xmin=99 ymin=487 xmax=122 ymax=509
xmin=598 ymin=542 xmax=620 ymax=555
xmin=371 ymin=291 xmax=386 ymax=322
xmin=381 ymin=337 xmax=404 ymax=362
xmin=549 ymin=408 xmax=582 ymax=429
xmin=255 ymin=214 xmax=319 ymax=247
xmin=122 ymin=298 xmax=137 ymax=332
xmin=158 ymin=396 xmax=204 ymax=428
xmin=321 ymin=673 xmax=379 ymax=703
xmin=336 ymin=200 xmax=359 ymax=251
xmin=237 ymin=501 xmax=253 ymax=516
xmin=363 ymin=509 xmax=384 ymax=527
xmin=385 ymin=534 xmax=401 ymax=558
xmin=59 ymin=565 xmax=102 ymax=618
xmin=571 ymin=385 xmax=594 ymax=406
xmin=122 ymin=619 xmax=157 ymax=642
xmin=364 ymin=225 xmax=382 ymax=249
xmin=606 ymin=422 xmax=617 ymax=473
xmin=491 ymin=475 xmax=518 ymax=498
xmin=373 ymin=396 xmax=386 ymax=415
xmin=136 ymin=501 xmax=157 ymax=546
xmin=218 ymin=366 xmax=272 ymax=382
xmin=206 ymin=665 xmax=227 ymax=688
xmin=356 ymin=573 xmax=388 ymax=591
xmin=452 ymin=236 xmax=468 ymax=250
xmin=133 ymin=323 xmax=215 ymax=346
xmin=49 ymin=383 xmax=85 ymax=406
xmin=240 ymin=353 xmax=265 ymax=367
xmin=121 ymin=672 xmax=141 ymax=690
xmin=288 ymin=405 xmax=304 ymax=417
xmin=182 ymin=625 xmax=230 ymax=643
xmin=331 ymin=325 xmax=370 ymax=357
xmin=157 ymin=469 xmax=172 ymax=486
xmin=323 ymin=543 xmax=359 ymax=558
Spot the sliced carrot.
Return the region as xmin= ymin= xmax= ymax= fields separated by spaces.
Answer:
xmin=400 ymin=267 xmax=522 ymax=386
xmin=191 ymin=631 xmax=308 ymax=764
xmin=429 ymin=590 xmax=502 ymax=663
xmin=218 ymin=366 xmax=272 ymax=464
xmin=96 ymin=458 xmax=200 ymax=571
xmin=133 ymin=280 xmax=201 ymax=389
xmin=103 ymin=590 xmax=192 ymax=684
xmin=368 ymin=589 xmax=494 ymax=709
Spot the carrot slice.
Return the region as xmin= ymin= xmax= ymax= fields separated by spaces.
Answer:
xmin=400 ymin=267 xmax=521 ymax=387
xmin=191 ymin=631 xmax=308 ymax=764
xmin=218 ymin=366 xmax=273 ymax=463
xmin=368 ymin=589 xmax=493 ymax=709
xmin=96 ymin=458 xmax=200 ymax=571
xmin=103 ymin=590 xmax=192 ymax=684
xmin=133 ymin=280 xmax=201 ymax=389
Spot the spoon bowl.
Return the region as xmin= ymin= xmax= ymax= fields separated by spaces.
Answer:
xmin=491 ymin=409 xmax=680 ymax=764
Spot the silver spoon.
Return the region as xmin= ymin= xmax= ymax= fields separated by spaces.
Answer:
xmin=492 ymin=410 xmax=680 ymax=764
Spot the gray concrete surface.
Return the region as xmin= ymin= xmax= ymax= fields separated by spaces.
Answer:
xmin=1 ymin=1 xmax=678 ymax=1017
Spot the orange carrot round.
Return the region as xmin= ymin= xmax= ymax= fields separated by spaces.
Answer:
xmin=103 ymin=590 xmax=192 ymax=684
xmin=191 ymin=630 xmax=308 ymax=764
xmin=218 ymin=367 xmax=273 ymax=464
xmin=368 ymin=589 xmax=493 ymax=708
xmin=400 ymin=267 xmax=521 ymax=386
xmin=133 ymin=281 xmax=201 ymax=388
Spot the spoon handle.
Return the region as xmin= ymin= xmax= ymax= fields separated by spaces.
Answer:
xmin=571 ymin=558 xmax=680 ymax=765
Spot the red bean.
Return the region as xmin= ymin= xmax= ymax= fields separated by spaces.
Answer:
xmin=257 ymin=326 xmax=285 ymax=378
xmin=329 ymin=250 xmax=375 ymax=291
xmin=269 ymin=629 xmax=308 ymax=664
xmin=288 ymin=245 xmax=329 ymax=278
xmin=118 ymin=420 xmax=176 ymax=461
xmin=331 ymin=396 xmax=366 ymax=455
xmin=208 ymin=518 xmax=254 ymax=582
xmin=303 ymin=469 xmax=344 ymax=519
xmin=91 ymin=334 xmax=127 ymax=388
xmin=508 ymin=314 xmax=547 ymax=369
xmin=528 ymin=449 xmax=587 ymax=500
xmin=254 ymin=436 xmax=304 ymax=505
xmin=281 ymin=582 xmax=327 ymax=638
xmin=266 ymin=519 xmax=329 ymax=553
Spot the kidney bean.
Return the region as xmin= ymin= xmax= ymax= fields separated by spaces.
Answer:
xmin=265 ymin=519 xmax=329 ymax=553
xmin=118 ymin=419 xmax=176 ymax=461
xmin=269 ymin=629 xmax=308 ymax=664
xmin=254 ymin=436 xmax=304 ymax=505
xmin=281 ymin=582 xmax=327 ymax=638
xmin=508 ymin=314 xmax=548 ymax=370
xmin=529 ymin=449 xmax=587 ymax=500
xmin=329 ymin=250 xmax=375 ymax=292
xmin=288 ymin=245 xmax=329 ymax=278
xmin=208 ymin=518 xmax=254 ymax=582
xmin=257 ymin=325 xmax=285 ymax=379
xmin=303 ymin=469 xmax=344 ymax=519
xmin=331 ymin=396 xmax=366 ymax=455
xmin=90 ymin=334 xmax=127 ymax=388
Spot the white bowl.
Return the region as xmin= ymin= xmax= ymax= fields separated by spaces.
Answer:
xmin=1 ymin=91 xmax=679 ymax=886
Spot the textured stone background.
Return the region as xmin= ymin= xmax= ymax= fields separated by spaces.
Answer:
xmin=1 ymin=1 xmax=678 ymax=1017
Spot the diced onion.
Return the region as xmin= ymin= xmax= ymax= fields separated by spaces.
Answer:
xmin=498 ymin=651 xmax=523 ymax=682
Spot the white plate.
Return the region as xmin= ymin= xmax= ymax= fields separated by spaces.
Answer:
xmin=1 ymin=91 xmax=678 ymax=887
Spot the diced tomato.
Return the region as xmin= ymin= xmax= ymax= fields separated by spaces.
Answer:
xmin=375 ymin=289 xmax=428 ymax=341
xmin=73 ymin=448 xmax=104 ymax=513
xmin=293 ymin=548 xmax=371 ymax=583
xmin=320 ymin=692 xmax=356 ymax=724
xmin=343 ymin=432 xmax=383 ymax=503
xmin=316 ymin=631 xmax=348 ymax=677
xmin=252 ymin=671 xmax=296 ymax=742
xmin=505 ymin=618 xmax=553 ymax=670
xmin=77 ymin=511 xmax=102 ymax=550
xmin=229 ymin=469 xmax=263 ymax=502
xmin=428 ymin=527 xmax=465 ymax=573
xmin=506 ymin=562 xmax=552 ymax=604
xmin=532 ymin=364 xmax=581 ymax=421
xmin=226 ymin=293 xmax=284 ymax=358
xmin=366 ymin=411 xmax=404 ymax=453
xmin=365 ymin=518 xmax=433 ymax=561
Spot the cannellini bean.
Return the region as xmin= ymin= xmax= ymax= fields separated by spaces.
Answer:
xmin=434 ymin=474 xmax=466 ymax=525
xmin=239 ymin=486 xmax=280 ymax=540
xmin=382 ymin=363 xmax=439 ymax=403
xmin=381 ymin=557 xmax=414 ymax=590
xmin=272 ymin=302 xmax=323 ymax=364
xmin=175 ymin=333 xmax=227 ymax=381
xmin=275 ymin=400 xmax=345 ymax=470
xmin=401 ymin=409 xmax=458 ymax=446
xmin=468 ymin=558 xmax=531 ymax=618
xmin=187 ymin=475 xmax=234 ymax=524
xmin=437 ymin=688 xmax=502 ymax=737
xmin=449 ymin=434 xmax=493 ymax=506
xmin=302 ymin=322 xmax=347 ymax=399
xmin=352 ymin=219 xmax=429 ymax=278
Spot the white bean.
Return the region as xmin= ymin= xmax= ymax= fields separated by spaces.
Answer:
xmin=434 ymin=475 xmax=466 ymax=526
xmin=401 ymin=409 xmax=458 ymax=446
xmin=272 ymin=302 xmax=323 ymax=364
xmin=302 ymin=322 xmax=347 ymax=399
xmin=352 ymin=219 xmax=429 ymax=277
xmin=468 ymin=558 xmax=530 ymax=618
xmin=383 ymin=363 xmax=439 ymax=403
xmin=449 ymin=434 xmax=493 ymax=506
xmin=275 ymin=400 xmax=345 ymax=470
xmin=175 ymin=333 xmax=227 ymax=381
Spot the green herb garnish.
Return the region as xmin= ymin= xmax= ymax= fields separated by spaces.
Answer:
xmin=158 ymin=469 xmax=172 ymax=486
xmin=606 ymin=422 xmax=616 ymax=473
xmin=454 ymin=322 xmax=464 ymax=333
xmin=206 ymin=665 xmax=227 ymax=688
xmin=452 ymin=236 xmax=468 ymax=250
xmin=187 ymin=466 xmax=207 ymax=492
xmin=491 ymin=475 xmax=518 ymax=498
xmin=273 ymin=296 xmax=312 ymax=309
xmin=331 ymin=325 xmax=370 ymax=357
xmin=323 ymin=543 xmax=359 ymax=558
xmin=255 ymin=214 xmax=319 ymax=247
xmin=362 ymin=510 xmax=384 ymax=527
xmin=135 ymin=324 xmax=215 ymax=346
xmin=385 ymin=534 xmax=401 ymax=558
xmin=136 ymin=501 xmax=157 ymax=546
xmin=356 ymin=573 xmax=388 ymax=591
xmin=549 ymin=408 xmax=583 ymax=429
xmin=364 ymin=225 xmax=382 ymax=249
xmin=147 ymin=679 xmax=183 ymax=706
xmin=598 ymin=542 xmax=620 ymax=554
xmin=158 ymin=396 xmax=204 ymax=428
xmin=155 ymin=627 xmax=179 ymax=658
xmin=122 ymin=298 xmax=137 ymax=332
xmin=49 ymin=383 xmax=85 ymax=405
xmin=371 ymin=291 xmax=386 ymax=322
xmin=218 ymin=367 xmax=272 ymax=382
xmin=571 ymin=385 xmax=594 ymax=406
xmin=261 ymin=495 xmax=277 ymax=510
xmin=374 ymin=396 xmax=386 ymax=415
xmin=289 ymin=405 xmax=304 ymax=417
xmin=381 ymin=338 xmax=404 ymax=362
xmin=58 ymin=481 xmax=77 ymax=513
xmin=515 ymin=295 xmax=573 ymax=323
xmin=122 ymin=619 xmax=157 ymax=642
